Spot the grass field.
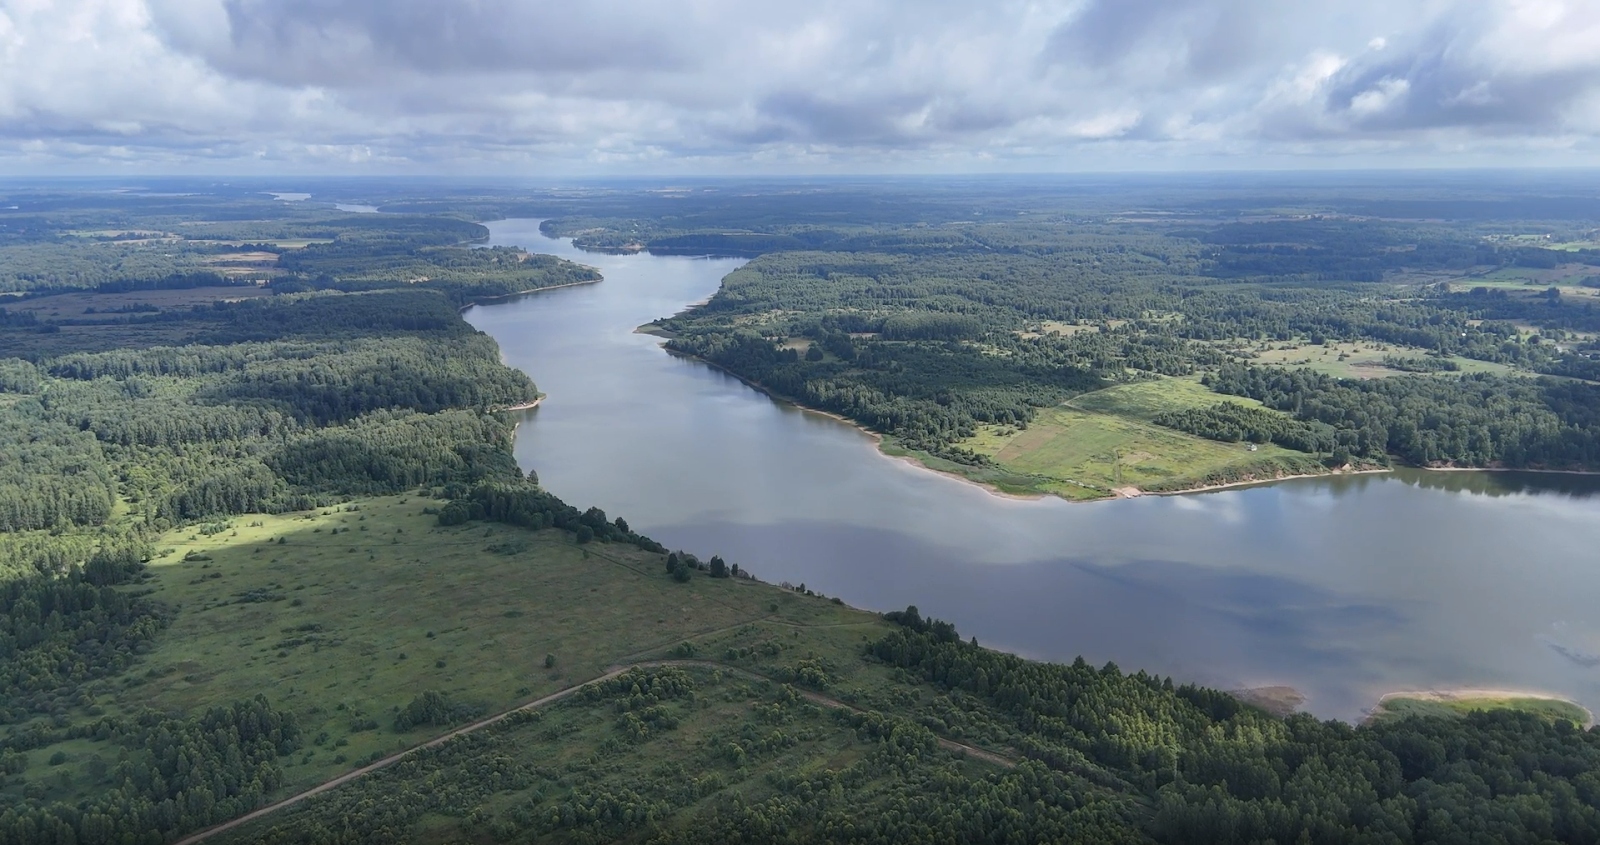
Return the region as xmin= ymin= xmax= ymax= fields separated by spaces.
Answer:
xmin=920 ymin=378 xmax=1327 ymax=499
xmin=1239 ymin=339 xmax=1517 ymax=379
xmin=1372 ymin=694 xmax=1593 ymax=728
xmin=6 ymin=495 xmax=893 ymax=809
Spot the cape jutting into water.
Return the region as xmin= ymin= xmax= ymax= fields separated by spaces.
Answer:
xmin=464 ymin=218 xmax=1600 ymax=722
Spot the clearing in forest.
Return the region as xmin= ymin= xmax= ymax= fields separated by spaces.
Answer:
xmin=1239 ymin=339 xmax=1517 ymax=380
xmin=955 ymin=377 xmax=1321 ymax=498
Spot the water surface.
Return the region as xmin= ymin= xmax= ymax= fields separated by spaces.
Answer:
xmin=465 ymin=219 xmax=1600 ymax=721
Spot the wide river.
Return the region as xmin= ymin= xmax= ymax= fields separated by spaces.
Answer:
xmin=464 ymin=218 xmax=1600 ymax=721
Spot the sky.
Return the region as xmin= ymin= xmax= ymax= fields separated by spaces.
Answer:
xmin=2 ymin=0 xmax=1599 ymax=174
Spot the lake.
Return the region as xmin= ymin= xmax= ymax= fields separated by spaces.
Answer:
xmin=464 ymin=218 xmax=1600 ymax=721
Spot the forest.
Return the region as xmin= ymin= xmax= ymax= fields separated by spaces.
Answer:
xmin=654 ymin=218 xmax=1600 ymax=473
xmin=3 ymin=179 xmax=1600 ymax=843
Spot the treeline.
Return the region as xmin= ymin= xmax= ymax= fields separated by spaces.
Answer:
xmin=1154 ymin=402 xmax=1340 ymax=455
xmin=1206 ymin=365 xmax=1600 ymax=468
xmin=870 ymin=612 xmax=1600 ymax=843
xmin=0 ymin=541 xmax=161 ymax=724
xmin=437 ymin=481 xmax=666 ymax=553
xmin=668 ymin=328 xmax=1101 ymax=459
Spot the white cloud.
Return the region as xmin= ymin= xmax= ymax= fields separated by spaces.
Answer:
xmin=0 ymin=0 xmax=1596 ymax=172
xmin=1349 ymin=78 xmax=1411 ymax=117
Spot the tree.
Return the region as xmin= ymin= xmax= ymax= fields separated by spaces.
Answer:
xmin=709 ymin=555 xmax=729 ymax=578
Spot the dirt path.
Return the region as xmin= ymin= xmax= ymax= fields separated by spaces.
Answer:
xmin=173 ymin=660 xmax=1014 ymax=844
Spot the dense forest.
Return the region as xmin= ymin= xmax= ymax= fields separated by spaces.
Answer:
xmin=0 ymin=289 xmax=539 ymax=534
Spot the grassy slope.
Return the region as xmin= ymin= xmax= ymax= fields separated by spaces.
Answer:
xmin=8 ymin=495 xmax=893 ymax=811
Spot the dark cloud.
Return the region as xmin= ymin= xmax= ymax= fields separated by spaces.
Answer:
xmin=208 ymin=0 xmax=692 ymax=85
xmin=1326 ymin=28 xmax=1596 ymax=132
xmin=1044 ymin=0 xmax=1272 ymax=80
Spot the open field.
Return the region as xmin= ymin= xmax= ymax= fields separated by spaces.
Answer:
xmin=191 ymin=238 xmax=334 ymax=249
xmin=1371 ymin=691 xmax=1593 ymax=728
xmin=1014 ymin=319 xmax=1119 ymax=339
xmin=1237 ymin=339 xmax=1518 ymax=379
xmin=3 ymin=285 xmax=274 ymax=321
xmin=4 ymin=494 xmax=894 ymax=810
xmin=942 ymin=378 xmax=1325 ymax=498
xmin=1068 ymin=376 xmax=1263 ymax=420
xmin=1442 ymin=263 xmax=1600 ymax=294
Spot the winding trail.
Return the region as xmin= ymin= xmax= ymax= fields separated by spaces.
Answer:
xmin=172 ymin=660 xmax=1015 ymax=845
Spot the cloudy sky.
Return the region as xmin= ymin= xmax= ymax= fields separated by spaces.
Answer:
xmin=2 ymin=0 xmax=1599 ymax=173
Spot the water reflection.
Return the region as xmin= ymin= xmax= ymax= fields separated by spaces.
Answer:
xmin=465 ymin=219 xmax=1600 ymax=722
xmin=1390 ymin=468 xmax=1600 ymax=499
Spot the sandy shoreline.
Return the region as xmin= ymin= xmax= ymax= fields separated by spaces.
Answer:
xmin=496 ymin=396 xmax=544 ymax=413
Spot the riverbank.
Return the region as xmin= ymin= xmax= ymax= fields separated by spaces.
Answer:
xmin=458 ymin=277 xmax=603 ymax=312
xmin=656 ymin=344 xmax=1364 ymax=503
xmin=495 ymin=395 xmax=544 ymax=413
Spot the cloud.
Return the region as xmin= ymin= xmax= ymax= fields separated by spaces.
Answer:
xmin=0 ymin=0 xmax=1597 ymax=172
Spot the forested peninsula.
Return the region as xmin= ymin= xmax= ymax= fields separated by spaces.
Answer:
xmin=643 ymin=218 xmax=1600 ymax=499
xmin=1 ymin=182 xmax=1598 ymax=844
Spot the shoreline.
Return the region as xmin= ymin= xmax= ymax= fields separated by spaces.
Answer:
xmin=1370 ymin=688 xmax=1595 ymax=729
xmin=656 ymin=344 xmax=1600 ymax=500
xmin=495 ymin=395 xmax=544 ymax=413
xmin=660 ymin=345 xmax=1385 ymax=504
xmin=458 ymin=277 xmax=603 ymax=312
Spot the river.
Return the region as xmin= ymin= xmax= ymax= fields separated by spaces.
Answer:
xmin=463 ymin=218 xmax=1600 ymax=721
